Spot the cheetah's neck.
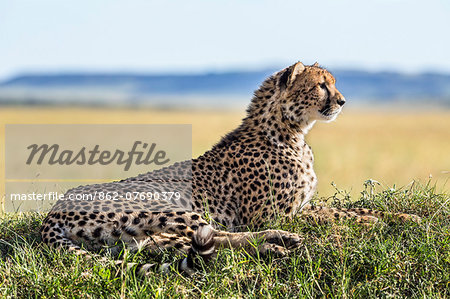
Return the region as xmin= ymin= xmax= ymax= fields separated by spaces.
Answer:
xmin=213 ymin=76 xmax=316 ymax=152
xmin=242 ymin=77 xmax=315 ymax=148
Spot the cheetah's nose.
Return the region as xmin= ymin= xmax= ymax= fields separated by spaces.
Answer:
xmin=337 ymin=98 xmax=346 ymax=106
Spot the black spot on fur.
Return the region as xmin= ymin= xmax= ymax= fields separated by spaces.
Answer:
xmin=124 ymin=227 xmax=137 ymax=236
xmin=174 ymin=217 xmax=185 ymax=224
xmin=138 ymin=212 xmax=148 ymax=218
xmin=174 ymin=243 xmax=184 ymax=249
xmin=92 ymin=227 xmax=102 ymax=238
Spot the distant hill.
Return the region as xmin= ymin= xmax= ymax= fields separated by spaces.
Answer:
xmin=1 ymin=69 xmax=449 ymax=107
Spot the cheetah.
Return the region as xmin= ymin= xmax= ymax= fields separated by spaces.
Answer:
xmin=40 ymin=62 xmax=419 ymax=274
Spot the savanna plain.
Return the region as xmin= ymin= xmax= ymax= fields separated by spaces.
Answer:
xmin=0 ymin=106 xmax=449 ymax=298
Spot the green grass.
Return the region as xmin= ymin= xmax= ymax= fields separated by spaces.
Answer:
xmin=0 ymin=181 xmax=449 ymax=298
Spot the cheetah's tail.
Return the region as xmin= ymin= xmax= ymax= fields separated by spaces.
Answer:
xmin=175 ymin=224 xmax=216 ymax=275
xmin=133 ymin=225 xmax=216 ymax=276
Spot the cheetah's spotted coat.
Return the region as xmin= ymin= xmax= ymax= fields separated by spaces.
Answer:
xmin=41 ymin=62 xmax=419 ymax=274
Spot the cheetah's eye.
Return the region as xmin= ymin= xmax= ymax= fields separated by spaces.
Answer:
xmin=319 ymin=82 xmax=327 ymax=89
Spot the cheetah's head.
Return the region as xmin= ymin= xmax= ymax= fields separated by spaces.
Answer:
xmin=276 ymin=62 xmax=345 ymax=127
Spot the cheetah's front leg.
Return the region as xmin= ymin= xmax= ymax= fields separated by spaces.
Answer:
xmin=212 ymin=229 xmax=303 ymax=255
xmin=300 ymin=204 xmax=421 ymax=224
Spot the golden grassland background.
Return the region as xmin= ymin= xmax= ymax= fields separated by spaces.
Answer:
xmin=0 ymin=106 xmax=449 ymax=206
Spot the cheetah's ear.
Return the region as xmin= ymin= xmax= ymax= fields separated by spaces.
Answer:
xmin=312 ymin=62 xmax=319 ymax=67
xmin=279 ymin=62 xmax=305 ymax=90
xmin=290 ymin=62 xmax=305 ymax=84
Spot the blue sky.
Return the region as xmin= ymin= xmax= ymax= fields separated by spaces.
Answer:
xmin=1 ymin=0 xmax=449 ymax=80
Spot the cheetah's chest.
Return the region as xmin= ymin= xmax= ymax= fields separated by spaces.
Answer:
xmin=280 ymin=144 xmax=317 ymax=213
